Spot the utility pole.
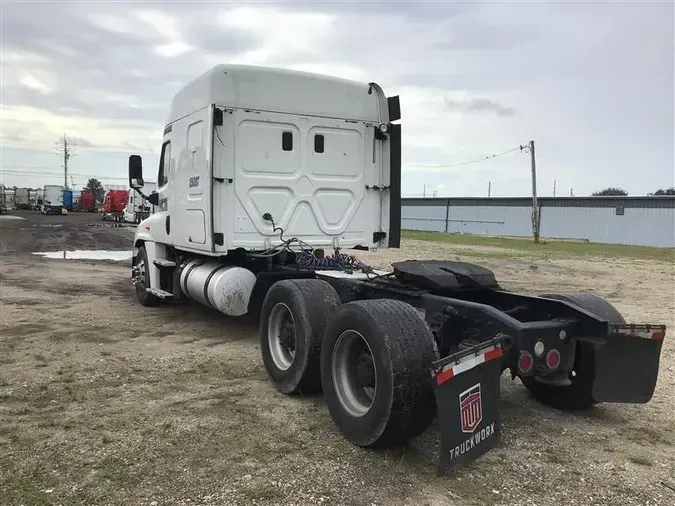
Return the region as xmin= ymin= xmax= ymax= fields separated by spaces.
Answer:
xmin=553 ymin=179 xmax=557 ymax=197
xmin=488 ymin=181 xmax=491 ymax=197
xmin=55 ymin=134 xmax=75 ymax=190
xmin=520 ymin=140 xmax=540 ymax=243
xmin=423 ymin=184 xmax=426 ymax=198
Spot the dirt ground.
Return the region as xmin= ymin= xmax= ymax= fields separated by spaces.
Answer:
xmin=1 ymin=210 xmax=674 ymax=506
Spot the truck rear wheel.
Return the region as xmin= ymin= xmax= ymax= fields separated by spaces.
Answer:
xmin=320 ymin=299 xmax=439 ymax=448
xmin=521 ymin=292 xmax=626 ymax=410
xmin=260 ymin=279 xmax=341 ymax=395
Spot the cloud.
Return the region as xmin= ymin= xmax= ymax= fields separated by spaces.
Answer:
xmin=19 ymin=74 xmax=52 ymax=94
xmin=0 ymin=1 xmax=672 ymax=196
xmin=444 ymin=97 xmax=515 ymax=117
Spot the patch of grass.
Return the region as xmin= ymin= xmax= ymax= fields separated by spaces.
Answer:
xmin=402 ymin=230 xmax=675 ymax=262
xmin=98 ymin=456 xmax=141 ymax=485
xmin=240 ymin=483 xmax=282 ymax=502
xmin=0 ymin=355 xmax=16 ymax=365
xmin=628 ymin=455 xmax=654 ymax=467
xmin=544 ymin=447 xmax=567 ymax=464
xmin=0 ymin=472 xmax=55 ymax=506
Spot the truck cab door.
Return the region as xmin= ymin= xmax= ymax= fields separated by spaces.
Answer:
xmin=168 ymin=105 xmax=215 ymax=253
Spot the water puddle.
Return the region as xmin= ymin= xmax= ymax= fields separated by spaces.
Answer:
xmin=33 ymin=250 xmax=132 ymax=261
xmin=504 ymin=262 xmax=561 ymax=273
xmin=88 ymin=223 xmax=135 ymax=228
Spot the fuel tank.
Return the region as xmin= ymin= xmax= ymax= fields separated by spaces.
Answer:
xmin=179 ymin=260 xmax=257 ymax=317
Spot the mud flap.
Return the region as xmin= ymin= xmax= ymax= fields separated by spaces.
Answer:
xmin=431 ymin=338 xmax=505 ymax=476
xmin=591 ymin=324 xmax=666 ymax=404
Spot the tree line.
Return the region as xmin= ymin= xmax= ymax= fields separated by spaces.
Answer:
xmin=592 ymin=187 xmax=675 ymax=196
xmin=5 ymin=178 xmax=106 ymax=202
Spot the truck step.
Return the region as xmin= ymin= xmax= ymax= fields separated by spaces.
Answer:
xmin=147 ymin=288 xmax=175 ymax=300
xmin=153 ymin=259 xmax=177 ymax=268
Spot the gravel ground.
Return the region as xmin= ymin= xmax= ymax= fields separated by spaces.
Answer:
xmin=1 ymin=210 xmax=674 ymax=506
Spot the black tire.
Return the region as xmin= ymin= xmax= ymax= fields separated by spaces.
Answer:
xmin=320 ymin=299 xmax=440 ymax=448
xmin=260 ymin=279 xmax=341 ymax=395
xmin=133 ymin=245 xmax=160 ymax=307
xmin=521 ymin=292 xmax=625 ymax=410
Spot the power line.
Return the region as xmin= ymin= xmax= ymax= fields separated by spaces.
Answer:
xmin=1 ymin=170 xmax=128 ymax=182
xmin=410 ymin=146 xmax=522 ymax=171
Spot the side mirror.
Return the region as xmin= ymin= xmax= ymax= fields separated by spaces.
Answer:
xmin=148 ymin=192 xmax=159 ymax=206
xmin=129 ymin=155 xmax=143 ymax=189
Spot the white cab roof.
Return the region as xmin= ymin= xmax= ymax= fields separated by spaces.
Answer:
xmin=167 ymin=64 xmax=387 ymax=125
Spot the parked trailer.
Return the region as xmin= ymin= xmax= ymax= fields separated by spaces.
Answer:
xmin=42 ymin=185 xmax=64 ymax=215
xmin=123 ymin=182 xmax=157 ymax=224
xmin=63 ymin=190 xmax=73 ymax=211
xmin=101 ymin=189 xmax=129 ymax=222
xmin=14 ymin=188 xmax=31 ymax=210
xmin=127 ymin=64 xmax=667 ymax=475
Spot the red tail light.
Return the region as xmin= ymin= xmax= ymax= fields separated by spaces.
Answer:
xmin=546 ymin=349 xmax=561 ymax=370
xmin=519 ymin=351 xmax=533 ymax=373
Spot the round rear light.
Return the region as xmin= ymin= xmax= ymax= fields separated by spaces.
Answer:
xmin=534 ymin=340 xmax=545 ymax=357
xmin=546 ymin=349 xmax=561 ymax=370
xmin=519 ymin=352 xmax=533 ymax=373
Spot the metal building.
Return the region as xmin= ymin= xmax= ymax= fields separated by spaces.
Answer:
xmin=402 ymin=196 xmax=675 ymax=248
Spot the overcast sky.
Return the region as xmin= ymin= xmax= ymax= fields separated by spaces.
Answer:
xmin=1 ymin=0 xmax=673 ymax=197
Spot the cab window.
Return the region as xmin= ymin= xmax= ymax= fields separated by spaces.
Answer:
xmin=158 ymin=141 xmax=171 ymax=187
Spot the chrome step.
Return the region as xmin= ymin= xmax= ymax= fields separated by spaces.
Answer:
xmin=147 ymin=287 xmax=175 ymax=300
xmin=153 ymin=259 xmax=177 ymax=268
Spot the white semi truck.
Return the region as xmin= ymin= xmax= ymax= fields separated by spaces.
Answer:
xmin=127 ymin=64 xmax=667 ymax=474
xmin=123 ymin=181 xmax=157 ymax=224
xmin=42 ymin=185 xmax=64 ymax=215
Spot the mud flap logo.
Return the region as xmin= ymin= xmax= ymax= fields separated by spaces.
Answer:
xmin=459 ymin=383 xmax=482 ymax=433
xmin=431 ymin=341 xmax=504 ymax=475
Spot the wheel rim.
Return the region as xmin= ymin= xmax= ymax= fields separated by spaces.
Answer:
xmin=135 ymin=258 xmax=147 ymax=290
xmin=267 ymin=303 xmax=296 ymax=371
xmin=331 ymin=330 xmax=376 ymax=418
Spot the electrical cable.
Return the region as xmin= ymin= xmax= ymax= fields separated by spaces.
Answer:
xmin=250 ymin=213 xmax=374 ymax=275
xmin=411 ymin=146 xmax=521 ymax=171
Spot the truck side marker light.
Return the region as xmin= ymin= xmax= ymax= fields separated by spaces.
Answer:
xmin=436 ymin=345 xmax=503 ymax=386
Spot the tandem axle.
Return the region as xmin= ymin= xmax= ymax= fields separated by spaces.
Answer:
xmin=131 ymin=244 xmax=667 ymax=475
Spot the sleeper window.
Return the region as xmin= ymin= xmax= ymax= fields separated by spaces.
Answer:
xmin=282 ymin=131 xmax=293 ymax=151
xmin=314 ymin=134 xmax=324 ymax=153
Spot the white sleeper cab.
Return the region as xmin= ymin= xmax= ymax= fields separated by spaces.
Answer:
xmin=128 ymin=64 xmax=667 ymax=475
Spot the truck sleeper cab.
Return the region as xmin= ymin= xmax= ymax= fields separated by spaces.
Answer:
xmin=128 ymin=64 xmax=667 ymax=475
xmin=42 ymin=185 xmax=64 ymax=215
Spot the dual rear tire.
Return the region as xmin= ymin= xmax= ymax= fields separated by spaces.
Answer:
xmin=259 ymin=280 xmax=439 ymax=448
